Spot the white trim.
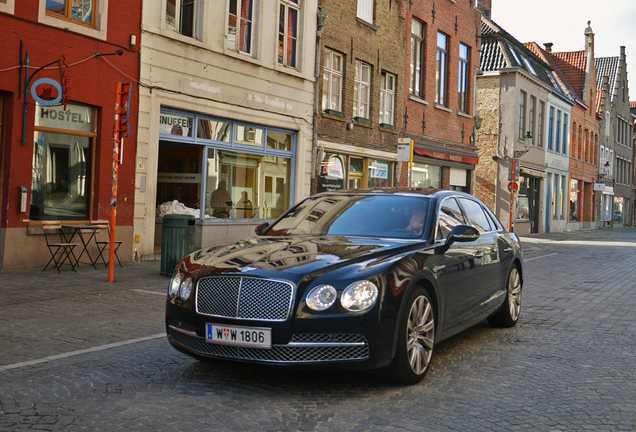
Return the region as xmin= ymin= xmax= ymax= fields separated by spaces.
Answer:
xmin=0 ymin=0 xmax=15 ymax=14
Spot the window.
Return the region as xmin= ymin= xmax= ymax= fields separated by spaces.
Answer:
xmin=562 ymin=113 xmax=568 ymax=155
xmin=561 ymin=175 xmax=567 ymax=219
xmin=0 ymin=0 xmax=15 ymax=14
xmin=569 ymin=179 xmax=579 ymax=221
xmin=30 ymin=104 xmax=96 ymax=221
xmin=519 ymin=91 xmax=527 ymax=140
xmin=317 ymin=153 xmax=394 ymax=193
xmin=380 ymin=72 xmax=396 ymax=126
xmin=538 ymin=101 xmax=544 ymax=148
xmin=410 ymin=19 xmax=425 ymax=98
xmin=228 ymin=0 xmax=253 ymax=54
xmin=555 ymin=110 xmax=561 ymax=153
xmin=552 ymin=174 xmax=558 ymax=219
xmin=412 ymin=164 xmax=442 ymax=189
xmin=436 ymin=32 xmax=448 ymax=106
xmin=278 ymin=0 xmax=299 ymax=68
xmin=437 ymin=198 xmax=465 ymax=239
xmin=548 ymin=106 xmax=554 ymax=151
xmin=354 ymin=61 xmax=371 ymax=120
xmin=508 ymin=44 xmax=522 ymax=65
xmin=166 ymin=0 xmax=196 ymax=38
xmin=529 ymin=96 xmax=536 ymax=143
xmin=459 ymin=198 xmax=493 ymax=232
xmin=46 ymin=0 xmax=95 ymax=26
xmin=322 ymin=49 xmax=343 ymax=113
xmin=357 ymin=0 xmax=373 ymax=23
xmin=458 ymin=43 xmax=470 ymax=113
xmin=522 ymin=57 xmax=537 ymax=75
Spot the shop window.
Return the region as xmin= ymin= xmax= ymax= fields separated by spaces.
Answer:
xmin=166 ymin=0 xmax=199 ymax=39
xmin=516 ymin=177 xmax=530 ymax=220
xmin=412 ymin=163 xmax=441 ymax=189
xmin=228 ymin=0 xmax=253 ymax=54
xmin=235 ymin=124 xmax=264 ymax=147
xmin=160 ymin=112 xmax=194 ymax=137
xmin=348 ymin=157 xmax=364 ymax=189
xmin=322 ymin=49 xmax=343 ymax=113
xmin=30 ymin=104 xmax=96 ymax=221
xmin=197 ymin=118 xmax=231 ymax=142
xmin=317 ymin=152 xmax=394 ymax=193
xmin=368 ymin=160 xmax=392 ymax=188
xmin=569 ymin=179 xmax=579 ymax=221
xmin=156 ymin=144 xmax=203 ymax=214
xmin=278 ymin=0 xmax=299 ymax=68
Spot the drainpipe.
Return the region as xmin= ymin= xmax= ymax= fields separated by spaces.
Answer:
xmin=312 ymin=9 xmax=328 ymax=189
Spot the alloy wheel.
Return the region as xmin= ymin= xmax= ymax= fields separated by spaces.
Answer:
xmin=508 ymin=267 xmax=522 ymax=322
xmin=407 ymin=295 xmax=435 ymax=375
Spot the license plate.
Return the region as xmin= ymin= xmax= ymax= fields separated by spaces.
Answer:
xmin=206 ymin=323 xmax=272 ymax=349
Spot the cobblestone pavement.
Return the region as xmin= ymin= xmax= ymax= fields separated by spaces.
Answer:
xmin=1 ymin=228 xmax=635 ymax=431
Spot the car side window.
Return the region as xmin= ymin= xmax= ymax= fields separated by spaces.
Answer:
xmin=437 ymin=198 xmax=465 ymax=239
xmin=458 ymin=198 xmax=492 ymax=232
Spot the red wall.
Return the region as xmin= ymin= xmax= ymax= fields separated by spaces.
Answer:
xmin=0 ymin=0 xmax=141 ymax=228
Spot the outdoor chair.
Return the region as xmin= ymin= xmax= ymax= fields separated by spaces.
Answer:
xmin=92 ymin=220 xmax=123 ymax=267
xmin=42 ymin=221 xmax=78 ymax=273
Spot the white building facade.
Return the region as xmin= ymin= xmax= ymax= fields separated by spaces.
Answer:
xmin=135 ymin=0 xmax=318 ymax=261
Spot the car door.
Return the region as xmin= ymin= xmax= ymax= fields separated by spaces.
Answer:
xmin=436 ymin=197 xmax=486 ymax=331
xmin=457 ymin=197 xmax=505 ymax=317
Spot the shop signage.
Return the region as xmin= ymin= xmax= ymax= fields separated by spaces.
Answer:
xmin=159 ymin=113 xmax=194 ymax=137
xmin=36 ymin=103 xmax=94 ymax=133
xmin=414 ymin=147 xmax=479 ymax=165
xmin=323 ymin=157 xmax=344 ymax=179
xmin=593 ymin=183 xmax=605 ymax=191
xmin=370 ymin=162 xmax=388 ymax=179
xmin=158 ymin=173 xmax=202 ymax=183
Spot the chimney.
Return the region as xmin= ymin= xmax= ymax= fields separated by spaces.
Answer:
xmin=476 ymin=0 xmax=491 ymax=19
xmin=543 ymin=43 xmax=553 ymax=53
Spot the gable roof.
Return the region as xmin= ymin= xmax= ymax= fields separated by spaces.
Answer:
xmin=552 ymin=51 xmax=587 ymax=99
xmin=595 ymin=56 xmax=619 ymax=101
xmin=525 ymin=42 xmax=578 ymax=100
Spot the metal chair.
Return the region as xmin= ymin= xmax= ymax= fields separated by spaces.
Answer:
xmin=92 ymin=220 xmax=123 ymax=267
xmin=42 ymin=221 xmax=78 ymax=273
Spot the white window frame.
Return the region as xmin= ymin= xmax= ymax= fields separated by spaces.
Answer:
xmin=278 ymin=0 xmax=300 ymax=68
xmin=380 ymin=72 xmax=396 ymax=126
xmin=410 ymin=19 xmax=425 ymax=98
xmin=436 ymin=32 xmax=448 ymax=106
xmin=38 ymin=0 xmax=107 ymax=40
xmin=458 ymin=43 xmax=470 ymax=113
xmin=0 ymin=0 xmax=15 ymax=14
xmin=322 ymin=49 xmax=343 ymax=112
xmin=228 ymin=0 xmax=254 ymax=54
xmin=354 ymin=61 xmax=371 ymax=120
xmin=357 ymin=0 xmax=373 ymax=24
xmin=519 ymin=91 xmax=527 ymax=140
xmin=166 ymin=0 xmax=201 ymax=40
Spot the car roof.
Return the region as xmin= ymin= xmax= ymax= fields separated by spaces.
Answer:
xmin=313 ymin=187 xmax=477 ymax=201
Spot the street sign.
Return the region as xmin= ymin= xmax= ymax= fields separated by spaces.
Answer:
xmin=508 ymin=182 xmax=519 ymax=193
xmin=508 ymin=159 xmax=520 ymax=182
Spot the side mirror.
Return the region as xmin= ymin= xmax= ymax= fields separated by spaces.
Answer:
xmin=255 ymin=222 xmax=269 ymax=236
xmin=435 ymin=225 xmax=480 ymax=254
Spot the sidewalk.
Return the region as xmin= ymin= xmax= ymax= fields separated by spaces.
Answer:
xmin=1 ymin=226 xmax=634 ymax=369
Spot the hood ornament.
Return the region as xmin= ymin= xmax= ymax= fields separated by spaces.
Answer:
xmin=238 ymin=267 xmax=257 ymax=272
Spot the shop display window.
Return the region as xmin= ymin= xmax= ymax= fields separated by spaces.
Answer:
xmin=317 ymin=152 xmax=394 ymax=193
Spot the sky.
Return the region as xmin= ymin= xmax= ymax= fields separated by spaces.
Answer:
xmin=491 ymin=0 xmax=636 ymax=100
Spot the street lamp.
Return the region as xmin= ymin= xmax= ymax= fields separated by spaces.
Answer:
xmin=513 ymin=131 xmax=533 ymax=158
xmin=598 ymin=161 xmax=611 ymax=183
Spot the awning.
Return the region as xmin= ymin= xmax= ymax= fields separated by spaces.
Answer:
xmin=413 ymin=140 xmax=479 ymax=165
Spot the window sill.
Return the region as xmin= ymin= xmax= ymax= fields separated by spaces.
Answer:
xmin=354 ymin=117 xmax=371 ymax=125
xmin=379 ymin=123 xmax=395 ymax=130
xmin=324 ymin=109 xmax=344 ymax=118
xmin=434 ymin=104 xmax=452 ymax=113
xmin=356 ymin=17 xmax=378 ymax=31
xmin=409 ymin=95 xmax=429 ymax=105
xmin=457 ymin=111 xmax=473 ymax=119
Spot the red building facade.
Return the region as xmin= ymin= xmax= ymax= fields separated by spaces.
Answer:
xmin=0 ymin=1 xmax=141 ymax=269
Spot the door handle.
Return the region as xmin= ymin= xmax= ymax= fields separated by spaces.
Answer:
xmin=474 ymin=252 xmax=484 ymax=258
xmin=432 ymin=265 xmax=446 ymax=273
xmin=503 ymin=247 xmax=512 ymax=252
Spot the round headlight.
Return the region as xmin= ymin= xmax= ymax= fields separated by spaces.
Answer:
xmin=306 ymin=285 xmax=337 ymax=311
xmin=341 ymin=280 xmax=378 ymax=312
xmin=180 ymin=277 xmax=193 ymax=300
xmin=169 ymin=272 xmax=183 ymax=298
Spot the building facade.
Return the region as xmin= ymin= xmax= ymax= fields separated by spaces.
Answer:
xmin=314 ymin=0 xmax=405 ymax=194
xmin=400 ymin=0 xmax=482 ymax=191
xmin=0 ymin=0 xmax=141 ymax=269
xmin=135 ymin=0 xmax=318 ymax=261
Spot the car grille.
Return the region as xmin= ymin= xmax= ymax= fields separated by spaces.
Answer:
xmin=168 ymin=327 xmax=370 ymax=363
xmin=196 ymin=276 xmax=294 ymax=321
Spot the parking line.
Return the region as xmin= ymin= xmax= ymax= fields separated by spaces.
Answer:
xmin=133 ymin=289 xmax=166 ymax=296
xmin=0 ymin=334 xmax=165 ymax=372
xmin=525 ymin=252 xmax=558 ymax=262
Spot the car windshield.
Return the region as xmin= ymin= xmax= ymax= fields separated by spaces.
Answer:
xmin=265 ymin=194 xmax=431 ymax=239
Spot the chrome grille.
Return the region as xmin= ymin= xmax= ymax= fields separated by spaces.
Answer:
xmin=196 ymin=276 xmax=294 ymax=321
xmin=168 ymin=329 xmax=369 ymax=363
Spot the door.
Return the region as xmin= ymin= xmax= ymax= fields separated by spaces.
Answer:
xmin=528 ymin=177 xmax=540 ymax=233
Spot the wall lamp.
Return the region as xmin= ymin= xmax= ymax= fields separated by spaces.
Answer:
xmin=94 ymin=50 xmax=124 ymax=59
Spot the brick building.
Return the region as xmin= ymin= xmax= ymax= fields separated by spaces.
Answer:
xmin=401 ymin=0 xmax=483 ymax=192
xmin=0 ymin=0 xmax=141 ymax=269
xmin=315 ymin=0 xmax=406 ymax=194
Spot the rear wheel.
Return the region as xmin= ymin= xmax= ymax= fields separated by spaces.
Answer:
xmin=390 ymin=288 xmax=435 ymax=384
xmin=488 ymin=265 xmax=522 ymax=327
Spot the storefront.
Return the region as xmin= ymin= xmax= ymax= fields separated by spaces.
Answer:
xmin=317 ymin=152 xmax=394 ymax=192
xmin=412 ymin=140 xmax=478 ymax=192
xmin=155 ymin=108 xmax=297 ymax=249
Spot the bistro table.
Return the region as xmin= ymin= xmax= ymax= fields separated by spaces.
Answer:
xmin=61 ymin=224 xmax=101 ymax=268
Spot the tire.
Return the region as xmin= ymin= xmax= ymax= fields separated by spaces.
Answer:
xmin=389 ymin=288 xmax=436 ymax=385
xmin=487 ymin=264 xmax=522 ymax=328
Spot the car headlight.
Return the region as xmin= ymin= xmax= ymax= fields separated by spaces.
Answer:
xmin=169 ymin=272 xmax=183 ymax=298
xmin=306 ymin=285 xmax=337 ymax=311
xmin=341 ymin=280 xmax=378 ymax=312
xmin=180 ymin=277 xmax=193 ymax=300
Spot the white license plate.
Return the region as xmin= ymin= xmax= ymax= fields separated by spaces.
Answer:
xmin=206 ymin=323 xmax=272 ymax=349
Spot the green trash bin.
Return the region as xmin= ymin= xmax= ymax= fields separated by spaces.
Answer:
xmin=160 ymin=214 xmax=196 ymax=275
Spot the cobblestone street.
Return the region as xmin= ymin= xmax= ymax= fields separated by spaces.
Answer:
xmin=1 ymin=228 xmax=635 ymax=431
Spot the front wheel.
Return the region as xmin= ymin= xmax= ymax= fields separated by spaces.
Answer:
xmin=488 ymin=264 xmax=522 ymax=327
xmin=389 ymin=288 xmax=436 ymax=384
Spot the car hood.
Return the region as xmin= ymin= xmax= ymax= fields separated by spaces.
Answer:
xmin=180 ymin=235 xmax=429 ymax=283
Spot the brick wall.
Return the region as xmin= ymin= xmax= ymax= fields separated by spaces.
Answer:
xmin=475 ymin=75 xmax=500 ymax=211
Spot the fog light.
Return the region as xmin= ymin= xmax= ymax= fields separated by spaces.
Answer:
xmin=341 ymin=280 xmax=378 ymax=312
xmin=306 ymin=285 xmax=337 ymax=311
